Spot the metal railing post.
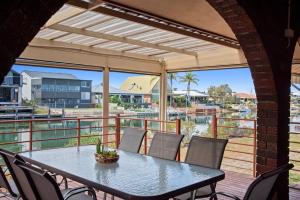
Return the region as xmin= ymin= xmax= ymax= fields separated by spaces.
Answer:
xmin=144 ymin=119 xmax=148 ymax=154
xmin=29 ymin=121 xmax=33 ymax=151
xmin=211 ymin=114 xmax=217 ymax=138
xmin=253 ymin=120 xmax=257 ymax=177
xmin=115 ymin=114 xmax=121 ymax=148
xmin=176 ymin=118 xmax=181 ymax=161
xmin=77 ymin=118 xmax=81 ymax=146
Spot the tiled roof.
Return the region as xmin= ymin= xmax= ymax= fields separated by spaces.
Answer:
xmin=120 ymin=75 xmax=159 ymax=94
xmin=234 ymin=92 xmax=256 ymax=99
xmin=92 ymin=84 xmax=141 ymax=94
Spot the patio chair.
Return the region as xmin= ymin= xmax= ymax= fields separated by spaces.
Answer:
xmin=148 ymin=132 xmax=184 ymax=160
xmin=14 ymin=159 xmax=97 ymax=200
xmin=108 ymin=127 xmax=146 ymax=200
xmin=0 ymin=164 xmax=19 ymax=199
xmin=0 ymin=149 xmax=36 ymax=200
xmin=118 ymin=127 xmax=147 ymax=153
xmin=0 ymin=149 xmax=70 ymax=199
xmin=209 ymin=163 xmax=294 ymax=200
xmin=0 ymin=148 xmax=68 ymax=190
xmin=174 ymin=136 xmax=228 ymax=200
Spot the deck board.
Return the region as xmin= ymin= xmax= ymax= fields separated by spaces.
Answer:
xmin=1 ymin=170 xmax=299 ymax=199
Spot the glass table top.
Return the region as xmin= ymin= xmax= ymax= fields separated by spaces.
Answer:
xmin=21 ymin=145 xmax=224 ymax=200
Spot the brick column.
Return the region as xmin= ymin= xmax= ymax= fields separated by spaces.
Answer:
xmin=0 ymin=0 xmax=66 ymax=84
xmin=208 ymin=0 xmax=300 ymax=199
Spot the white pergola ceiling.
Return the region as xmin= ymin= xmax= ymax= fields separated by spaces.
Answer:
xmin=35 ymin=4 xmax=223 ymax=58
xmin=17 ymin=1 xmax=249 ymax=73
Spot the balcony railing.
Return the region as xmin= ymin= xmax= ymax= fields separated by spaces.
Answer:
xmin=0 ymin=115 xmax=299 ymax=188
xmin=289 ymin=121 xmax=300 ymax=189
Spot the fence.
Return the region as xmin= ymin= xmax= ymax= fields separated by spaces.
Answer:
xmin=0 ymin=115 xmax=299 ymax=187
xmin=212 ymin=116 xmax=257 ymax=177
xmin=0 ymin=115 xmax=256 ymax=174
xmin=289 ymin=121 xmax=300 ymax=188
xmin=0 ymin=117 xmax=116 ymax=153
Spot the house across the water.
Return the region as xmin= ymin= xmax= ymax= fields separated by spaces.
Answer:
xmin=0 ymin=70 xmax=22 ymax=106
xmin=21 ymin=71 xmax=92 ymax=108
xmin=120 ymin=75 xmax=160 ymax=104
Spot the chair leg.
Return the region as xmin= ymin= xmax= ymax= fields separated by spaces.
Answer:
xmin=111 ymin=194 xmax=115 ymax=200
xmin=88 ymin=187 xmax=97 ymax=200
xmin=210 ymin=184 xmax=217 ymax=200
xmin=190 ymin=190 xmax=196 ymax=200
xmin=103 ymin=192 xmax=107 ymax=200
xmin=64 ymin=177 xmax=68 ymax=189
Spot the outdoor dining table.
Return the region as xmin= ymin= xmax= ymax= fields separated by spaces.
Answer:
xmin=20 ymin=145 xmax=225 ymax=200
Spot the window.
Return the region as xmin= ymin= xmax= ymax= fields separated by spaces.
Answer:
xmin=81 ymin=92 xmax=90 ymax=100
xmin=68 ymin=85 xmax=80 ymax=92
xmin=81 ymin=81 xmax=90 ymax=87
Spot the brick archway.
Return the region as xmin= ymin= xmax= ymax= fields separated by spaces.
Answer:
xmin=208 ymin=0 xmax=300 ymax=199
xmin=0 ymin=0 xmax=66 ymax=83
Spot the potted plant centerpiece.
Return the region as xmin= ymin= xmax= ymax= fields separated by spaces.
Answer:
xmin=95 ymin=138 xmax=119 ymax=163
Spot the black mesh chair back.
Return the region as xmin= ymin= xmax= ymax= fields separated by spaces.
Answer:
xmin=173 ymin=136 xmax=228 ymax=199
xmin=148 ymin=132 xmax=184 ymax=160
xmin=0 ymin=164 xmax=18 ymax=197
xmin=119 ymin=127 xmax=147 ymax=153
xmin=14 ymin=159 xmax=64 ymax=200
xmin=243 ymin=163 xmax=294 ymax=200
xmin=185 ymin=136 xmax=228 ymax=169
xmin=0 ymin=149 xmax=36 ymax=200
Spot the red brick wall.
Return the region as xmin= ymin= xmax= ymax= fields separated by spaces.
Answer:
xmin=208 ymin=0 xmax=300 ymax=199
xmin=0 ymin=0 xmax=66 ymax=84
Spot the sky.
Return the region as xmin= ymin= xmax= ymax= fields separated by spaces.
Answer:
xmin=13 ymin=64 xmax=256 ymax=93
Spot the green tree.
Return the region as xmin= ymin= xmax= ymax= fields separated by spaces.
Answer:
xmin=168 ymin=73 xmax=177 ymax=106
xmin=179 ymin=72 xmax=199 ymax=106
xmin=207 ymin=84 xmax=233 ymax=106
xmin=109 ymin=95 xmax=121 ymax=105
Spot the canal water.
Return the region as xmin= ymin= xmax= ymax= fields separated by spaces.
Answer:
xmin=0 ymin=110 xmax=259 ymax=152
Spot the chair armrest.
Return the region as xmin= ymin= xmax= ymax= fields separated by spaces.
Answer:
xmin=210 ymin=192 xmax=241 ymax=200
xmin=63 ymin=187 xmax=96 ymax=200
xmin=44 ymin=170 xmax=68 ymax=189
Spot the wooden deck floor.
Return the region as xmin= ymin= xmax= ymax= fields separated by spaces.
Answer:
xmin=1 ymin=171 xmax=299 ymax=199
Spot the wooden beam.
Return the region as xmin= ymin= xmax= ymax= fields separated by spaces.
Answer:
xmin=159 ymin=62 xmax=167 ymax=127
xmin=67 ymin=0 xmax=90 ymax=9
xmin=45 ymin=0 xmax=104 ymax=28
xmin=102 ymin=66 xmax=109 ymax=143
xmin=66 ymin=1 xmax=239 ymax=49
xmin=22 ymin=39 xmax=162 ymax=73
xmin=29 ymin=38 xmax=159 ymax=62
xmin=45 ymin=6 xmax=84 ymax=28
xmin=95 ymin=3 xmax=239 ymax=49
xmin=51 ymin=24 xmax=198 ymax=56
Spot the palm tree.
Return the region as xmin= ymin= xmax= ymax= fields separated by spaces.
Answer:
xmin=179 ymin=72 xmax=199 ymax=106
xmin=168 ymin=73 xmax=177 ymax=106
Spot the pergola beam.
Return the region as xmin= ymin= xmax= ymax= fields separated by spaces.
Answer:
xmin=44 ymin=6 xmax=84 ymax=28
xmin=67 ymin=1 xmax=239 ymax=49
xmin=50 ymin=24 xmax=198 ymax=56
xmin=45 ymin=0 xmax=104 ymax=28
xmin=29 ymin=38 xmax=159 ymax=62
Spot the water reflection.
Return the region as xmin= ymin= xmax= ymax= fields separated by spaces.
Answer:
xmin=0 ymin=111 xmax=259 ymax=152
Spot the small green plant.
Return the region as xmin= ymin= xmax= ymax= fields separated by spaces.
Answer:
xmin=95 ymin=137 xmax=118 ymax=160
xmin=96 ymin=137 xmax=103 ymax=154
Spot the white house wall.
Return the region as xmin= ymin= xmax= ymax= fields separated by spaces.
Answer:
xmin=21 ymin=72 xmax=33 ymax=101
